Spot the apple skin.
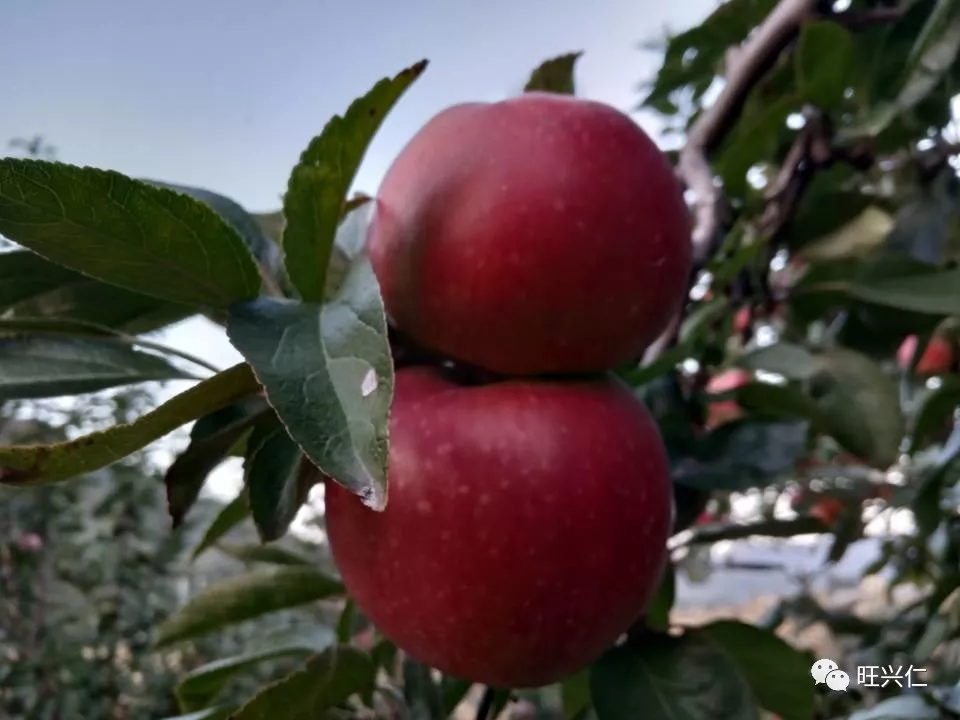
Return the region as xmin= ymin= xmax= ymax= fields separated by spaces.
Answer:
xmin=366 ymin=92 xmax=692 ymax=376
xmin=897 ymin=334 xmax=953 ymax=376
xmin=324 ymin=366 xmax=673 ymax=688
xmin=704 ymin=368 xmax=752 ymax=429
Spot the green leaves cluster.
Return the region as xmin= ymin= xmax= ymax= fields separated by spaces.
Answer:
xmin=0 ymin=61 xmax=429 ymax=542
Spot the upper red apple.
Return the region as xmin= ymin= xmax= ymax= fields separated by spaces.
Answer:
xmin=366 ymin=92 xmax=692 ymax=375
xmin=897 ymin=334 xmax=953 ymax=376
xmin=324 ymin=366 xmax=673 ymax=687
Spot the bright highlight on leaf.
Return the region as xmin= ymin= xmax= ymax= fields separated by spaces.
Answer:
xmin=282 ymin=60 xmax=428 ymax=303
xmin=0 ymin=160 xmax=262 ymax=309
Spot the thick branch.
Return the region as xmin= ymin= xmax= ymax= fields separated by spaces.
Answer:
xmin=677 ymin=0 xmax=820 ymax=263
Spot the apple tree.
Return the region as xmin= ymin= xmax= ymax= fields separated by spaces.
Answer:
xmin=3 ymin=0 xmax=960 ymax=717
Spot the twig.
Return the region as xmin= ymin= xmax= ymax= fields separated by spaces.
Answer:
xmin=677 ymin=0 xmax=820 ymax=264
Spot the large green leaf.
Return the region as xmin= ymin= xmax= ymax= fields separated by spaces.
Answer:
xmin=0 ymin=335 xmax=194 ymax=401
xmin=0 ymin=160 xmax=261 ymax=308
xmin=589 ymin=632 xmax=760 ymax=720
xmin=282 ymin=60 xmax=426 ymax=302
xmin=850 ymin=267 xmax=960 ymax=315
xmin=144 ymin=180 xmax=287 ymax=294
xmin=734 ymin=343 xmax=818 ymax=380
xmin=700 ymin=621 xmax=814 ymax=720
xmin=227 ymin=256 xmax=394 ymax=510
xmin=165 ymin=396 xmax=270 ymax=527
xmin=795 ymin=20 xmax=854 ymax=108
xmin=0 ymin=363 xmax=260 ymax=486
xmin=0 ymin=249 xmax=193 ymax=333
xmin=243 ymin=414 xmax=318 ymax=542
xmin=809 ymin=348 xmax=905 ymax=468
xmin=910 ymin=377 xmax=960 ymax=453
xmin=842 ymin=0 xmax=960 ymax=139
xmin=155 ymin=565 xmax=343 ymax=647
xmin=0 ymin=248 xmax=85 ymax=308
xmin=175 ymin=627 xmax=335 ymax=712
xmin=191 ymin=491 xmax=251 ymax=560
xmin=227 ymin=646 xmax=375 ymax=720
xmin=524 ymin=52 xmax=582 ymax=95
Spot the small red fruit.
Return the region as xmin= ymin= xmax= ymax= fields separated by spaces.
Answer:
xmin=809 ymin=496 xmax=845 ymax=527
xmin=897 ymin=334 xmax=953 ymax=376
xmin=325 ymin=366 xmax=672 ymax=687
xmin=704 ymin=368 xmax=752 ymax=429
xmin=733 ymin=306 xmax=752 ymax=335
xmin=366 ymin=92 xmax=692 ymax=375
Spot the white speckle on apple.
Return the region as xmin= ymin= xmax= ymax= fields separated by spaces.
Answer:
xmin=361 ymin=368 xmax=378 ymax=397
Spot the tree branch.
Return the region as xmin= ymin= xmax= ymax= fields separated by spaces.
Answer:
xmin=677 ymin=0 xmax=820 ymax=264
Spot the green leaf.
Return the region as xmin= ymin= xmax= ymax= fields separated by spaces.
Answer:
xmin=191 ymin=492 xmax=251 ymax=560
xmin=9 ymin=274 xmax=193 ymax=334
xmin=810 ymin=348 xmax=905 ymax=468
xmin=715 ymin=95 xmax=797 ymax=197
xmin=700 ymin=620 xmax=814 ymax=720
xmin=0 ymin=363 xmax=260 ymax=487
xmin=589 ymin=632 xmax=760 ymax=720
xmin=910 ymin=376 xmax=960 ymax=453
xmin=154 ymin=565 xmax=343 ymax=647
xmin=244 ymin=415 xmax=318 ymax=542
xmin=0 ymin=159 xmax=261 ymax=308
xmin=227 ymin=257 xmax=394 ymax=510
xmin=644 ymin=562 xmax=676 ymax=632
xmin=914 ymin=588 xmax=960 ymax=662
xmin=175 ymin=627 xmax=335 ymax=712
xmin=165 ymin=397 xmax=270 ymax=527
xmin=799 ymin=206 xmax=895 ymax=263
xmin=218 ymin=543 xmax=314 ymax=566
xmin=735 ymin=343 xmax=818 ymax=380
xmin=672 ymin=419 xmax=809 ymax=491
xmin=144 ymin=180 xmax=288 ymax=295
xmin=562 ymin=668 xmax=592 ymax=720
xmin=731 ymin=382 xmax=825 ymax=426
xmin=282 ymin=60 xmax=427 ymax=302
xmin=0 ymin=248 xmax=86 ymax=308
xmin=523 ymin=51 xmax=582 ymax=95
xmin=842 ymin=0 xmax=960 ymax=139
xmin=227 ymin=645 xmax=375 ymax=720
xmin=850 ymin=267 xmax=960 ymax=315
xmin=0 ymin=335 xmax=194 ymax=401
xmin=795 ymin=20 xmax=854 ymax=108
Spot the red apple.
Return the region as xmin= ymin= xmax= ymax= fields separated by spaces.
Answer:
xmin=897 ymin=334 xmax=953 ymax=376
xmin=366 ymin=92 xmax=692 ymax=376
xmin=324 ymin=366 xmax=673 ymax=687
xmin=704 ymin=368 xmax=752 ymax=429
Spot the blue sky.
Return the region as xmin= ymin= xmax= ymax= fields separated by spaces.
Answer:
xmin=4 ymin=0 xmax=714 ymax=212
xmin=5 ymin=0 xmax=716 ymax=500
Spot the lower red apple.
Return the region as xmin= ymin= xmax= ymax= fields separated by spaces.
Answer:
xmin=324 ymin=366 xmax=673 ymax=688
xmin=897 ymin=334 xmax=953 ymax=376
